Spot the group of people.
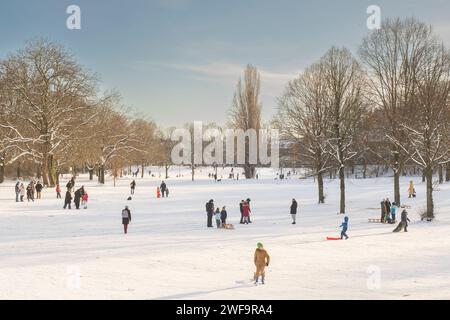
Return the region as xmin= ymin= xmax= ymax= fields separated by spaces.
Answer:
xmin=156 ymin=181 xmax=169 ymax=198
xmin=205 ymin=199 xmax=228 ymax=228
xmin=14 ymin=180 xmax=44 ymax=202
xmin=63 ymin=178 xmax=88 ymax=210
xmin=239 ymin=199 xmax=252 ymax=224
xmin=380 ymin=198 xmax=397 ymax=224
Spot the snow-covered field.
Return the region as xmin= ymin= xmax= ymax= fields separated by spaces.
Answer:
xmin=1 ymin=167 xmax=450 ymax=300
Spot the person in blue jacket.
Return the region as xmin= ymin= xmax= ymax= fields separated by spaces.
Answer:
xmin=390 ymin=202 xmax=398 ymax=223
xmin=340 ymin=216 xmax=349 ymax=240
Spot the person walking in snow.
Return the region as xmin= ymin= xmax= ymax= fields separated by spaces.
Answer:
xmin=74 ymin=186 xmax=84 ymax=210
xmin=56 ymin=184 xmax=62 ymax=199
xmin=380 ymin=199 xmax=386 ymax=223
xmin=340 ymin=216 xmax=349 ymax=240
xmin=15 ymin=182 xmax=20 ymax=202
xmin=205 ymin=199 xmax=214 ymax=228
xmin=122 ymin=206 xmax=132 ymax=234
xmin=384 ymin=198 xmax=391 ymax=222
xmin=220 ymin=206 xmax=227 ymax=225
xmin=242 ymin=200 xmax=250 ymax=224
xmin=408 ymin=181 xmax=415 ymax=198
xmin=35 ymin=181 xmax=43 ymax=199
xmin=393 ymin=209 xmax=410 ymax=233
xmin=26 ymin=183 xmax=34 ymax=202
xmin=290 ymin=199 xmax=298 ymax=224
xmin=63 ymin=190 xmax=72 ymax=209
xmin=19 ymin=183 xmax=25 ymax=202
xmin=81 ymin=192 xmax=89 ymax=209
xmin=130 ymin=180 xmax=136 ymax=195
xmin=215 ymin=208 xmax=221 ymax=228
xmin=66 ymin=177 xmax=75 ymax=192
xmin=254 ymin=243 xmax=270 ymax=285
xmin=160 ymin=181 xmax=167 ymax=198
xmin=246 ymin=198 xmax=252 ymax=223
xmin=239 ymin=200 xmax=245 ymax=224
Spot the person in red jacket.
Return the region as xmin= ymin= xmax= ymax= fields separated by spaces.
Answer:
xmin=56 ymin=184 xmax=61 ymax=199
xmin=242 ymin=201 xmax=250 ymax=224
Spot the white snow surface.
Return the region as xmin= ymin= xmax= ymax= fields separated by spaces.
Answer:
xmin=1 ymin=167 xmax=450 ymax=300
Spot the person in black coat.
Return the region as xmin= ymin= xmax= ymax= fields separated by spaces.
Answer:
xmin=160 ymin=181 xmax=167 ymax=198
xmin=74 ymin=187 xmax=84 ymax=210
xmin=290 ymin=199 xmax=298 ymax=224
xmin=246 ymin=198 xmax=252 ymax=223
xmin=393 ymin=210 xmax=410 ymax=232
xmin=130 ymin=180 xmax=136 ymax=195
xmin=220 ymin=206 xmax=227 ymax=225
xmin=35 ymin=181 xmax=43 ymax=199
xmin=63 ymin=191 xmax=72 ymax=209
xmin=205 ymin=199 xmax=214 ymax=227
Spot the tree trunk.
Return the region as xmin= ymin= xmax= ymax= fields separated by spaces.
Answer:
xmin=422 ymin=170 xmax=426 ymax=182
xmin=394 ymin=170 xmax=400 ymax=206
xmin=439 ymin=165 xmax=443 ymax=184
xmin=339 ymin=165 xmax=345 ymax=214
xmin=363 ymin=161 xmax=367 ymax=179
xmin=141 ymin=162 xmax=145 ymax=178
xmin=425 ymin=167 xmax=434 ymax=219
xmin=244 ymin=165 xmax=256 ymax=179
xmin=317 ymin=171 xmax=324 ymax=204
xmin=47 ymin=154 xmax=57 ymax=187
xmin=190 ymin=165 xmax=194 ymax=181
xmin=165 ymin=164 xmax=170 ymax=179
xmin=16 ymin=162 xmax=21 ymax=179
xmin=89 ymin=169 xmax=94 ymax=181
xmin=0 ymin=162 xmax=4 ymax=184
xmin=98 ymin=164 xmax=105 ymax=184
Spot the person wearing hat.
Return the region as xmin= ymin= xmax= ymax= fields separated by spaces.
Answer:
xmin=290 ymin=199 xmax=298 ymax=224
xmin=393 ymin=209 xmax=410 ymax=233
xmin=254 ymin=243 xmax=270 ymax=285
xmin=122 ymin=205 xmax=132 ymax=234
xmin=340 ymin=216 xmax=349 ymax=240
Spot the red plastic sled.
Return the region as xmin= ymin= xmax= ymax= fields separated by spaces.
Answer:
xmin=326 ymin=237 xmax=342 ymax=241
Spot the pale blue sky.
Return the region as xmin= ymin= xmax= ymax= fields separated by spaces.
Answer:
xmin=1 ymin=0 xmax=450 ymax=126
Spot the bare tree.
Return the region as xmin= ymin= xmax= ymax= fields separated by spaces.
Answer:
xmin=0 ymin=39 xmax=97 ymax=186
xmin=389 ymin=39 xmax=450 ymax=220
xmin=321 ymin=47 xmax=367 ymax=214
xmin=359 ymin=18 xmax=433 ymax=205
xmin=229 ymin=64 xmax=262 ymax=179
xmin=277 ymin=63 xmax=330 ymax=203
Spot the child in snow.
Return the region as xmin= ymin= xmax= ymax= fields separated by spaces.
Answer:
xmin=408 ymin=181 xmax=415 ymax=198
xmin=340 ymin=216 xmax=349 ymax=240
xmin=156 ymin=186 xmax=161 ymax=198
xmin=56 ymin=184 xmax=61 ymax=199
xmin=242 ymin=201 xmax=250 ymax=224
xmin=220 ymin=206 xmax=227 ymax=225
xmin=215 ymin=208 xmax=221 ymax=228
xmin=122 ymin=206 xmax=132 ymax=234
xmin=390 ymin=202 xmax=398 ymax=223
xmin=254 ymin=243 xmax=270 ymax=285
xmin=81 ymin=192 xmax=88 ymax=209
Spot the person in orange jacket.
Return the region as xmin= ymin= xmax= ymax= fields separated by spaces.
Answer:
xmin=254 ymin=242 xmax=270 ymax=285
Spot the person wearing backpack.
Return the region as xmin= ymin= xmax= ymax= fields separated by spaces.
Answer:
xmin=122 ymin=206 xmax=132 ymax=234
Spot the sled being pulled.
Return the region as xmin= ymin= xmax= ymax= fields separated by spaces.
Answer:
xmin=221 ymin=224 xmax=235 ymax=230
xmin=326 ymin=237 xmax=341 ymax=241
